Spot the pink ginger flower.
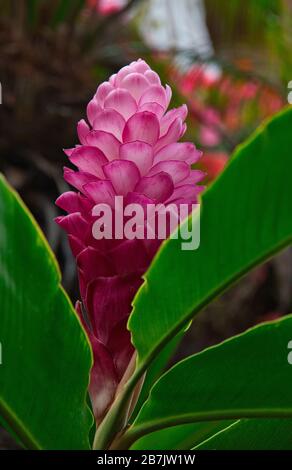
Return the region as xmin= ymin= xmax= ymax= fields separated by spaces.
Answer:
xmin=87 ymin=0 xmax=127 ymax=15
xmin=56 ymin=59 xmax=204 ymax=421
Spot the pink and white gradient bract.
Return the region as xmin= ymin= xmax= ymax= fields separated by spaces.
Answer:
xmin=56 ymin=59 xmax=204 ymax=420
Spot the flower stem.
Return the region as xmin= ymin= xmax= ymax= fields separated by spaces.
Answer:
xmin=92 ymin=362 xmax=145 ymax=450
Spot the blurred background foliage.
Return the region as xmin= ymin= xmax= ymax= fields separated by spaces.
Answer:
xmin=0 ymin=0 xmax=291 ymax=447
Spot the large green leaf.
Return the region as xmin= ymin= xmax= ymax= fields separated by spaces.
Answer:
xmin=130 ymin=333 xmax=183 ymax=422
xmin=131 ymin=422 xmax=231 ymax=450
xmin=129 ymin=107 xmax=292 ymax=368
xmin=0 ymin=175 xmax=93 ymax=449
xmin=195 ymin=419 xmax=292 ymax=450
xmin=93 ymin=107 xmax=292 ymax=451
xmin=119 ymin=316 xmax=292 ymax=449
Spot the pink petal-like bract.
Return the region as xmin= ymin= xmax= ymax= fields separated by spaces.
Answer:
xmin=87 ymin=0 xmax=127 ymax=16
xmin=56 ymin=59 xmax=204 ymax=421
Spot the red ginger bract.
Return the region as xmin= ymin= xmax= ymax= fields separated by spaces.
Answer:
xmin=56 ymin=59 xmax=204 ymax=421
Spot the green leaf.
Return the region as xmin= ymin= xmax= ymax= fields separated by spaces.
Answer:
xmin=120 ymin=315 xmax=292 ymax=449
xmin=130 ymin=333 xmax=183 ymax=422
xmin=131 ymin=422 xmax=231 ymax=450
xmin=0 ymin=414 xmax=22 ymax=447
xmin=195 ymin=419 xmax=292 ymax=450
xmin=0 ymin=175 xmax=93 ymax=449
xmin=93 ymin=107 xmax=292 ymax=452
xmin=129 ymin=107 xmax=292 ymax=368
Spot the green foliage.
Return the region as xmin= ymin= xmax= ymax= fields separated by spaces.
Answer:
xmin=129 ymin=107 xmax=292 ymax=367
xmin=195 ymin=419 xmax=292 ymax=450
xmin=1 ymin=104 xmax=292 ymax=449
xmin=93 ymin=107 xmax=292 ymax=451
xmin=0 ymin=176 xmax=93 ymax=449
xmin=124 ymin=315 xmax=292 ymax=448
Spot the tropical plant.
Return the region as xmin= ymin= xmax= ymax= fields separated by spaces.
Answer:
xmin=0 ymin=61 xmax=292 ymax=451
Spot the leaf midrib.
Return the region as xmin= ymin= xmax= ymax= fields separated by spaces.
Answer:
xmin=0 ymin=398 xmax=41 ymax=450
xmin=133 ymin=233 xmax=292 ymax=376
xmin=118 ymin=408 xmax=292 ymax=449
